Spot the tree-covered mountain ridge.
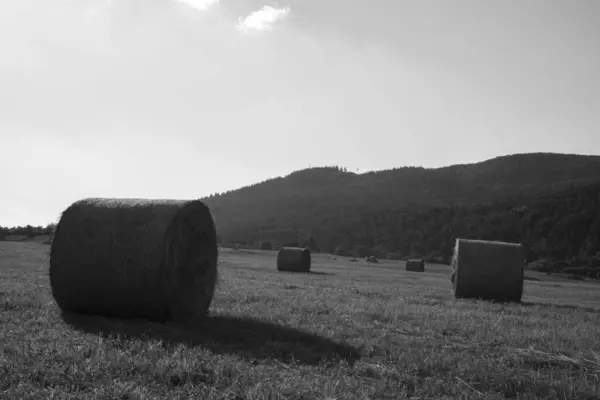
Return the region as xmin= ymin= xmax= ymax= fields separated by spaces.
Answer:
xmin=2 ymin=153 xmax=600 ymax=275
xmin=202 ymin=152 xmax=600 ymax=274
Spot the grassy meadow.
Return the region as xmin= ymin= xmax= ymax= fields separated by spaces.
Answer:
xmin=1 ymin=240 xmax=600 ymax=399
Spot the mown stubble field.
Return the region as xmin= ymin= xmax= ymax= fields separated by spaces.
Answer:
xmin=1 ymin=241 xmax=600 ymax=399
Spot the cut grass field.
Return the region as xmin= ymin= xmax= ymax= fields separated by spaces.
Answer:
xmin=1 ymin=241 xmax=600 ymax=399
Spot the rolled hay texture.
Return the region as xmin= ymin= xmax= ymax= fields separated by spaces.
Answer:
xmin=277 ymin=247 xmax=311 ymax=272
xmin=406 ymin=259 xmax=425 ymax=272
xmin=451 ymin=238 xmax=524 ymax=302
xmin=49 ymin=198 xmax=218 ymax=322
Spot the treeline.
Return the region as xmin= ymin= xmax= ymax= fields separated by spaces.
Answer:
xmin=0 ymin=223 xmax=56 ymax=240
xmin=3 ymin=184 xmax=600 ymax=277
xmin=203 ymin=154 xmax=600 ymax=278
xmin=212 ymin=182 xmax=600 ymax=277
xmin=336 ymin=182 xmax=600 ymax=267
xmin=4 ymin=154 xmax=600 ymax=277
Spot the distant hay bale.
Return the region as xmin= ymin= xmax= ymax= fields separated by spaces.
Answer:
xmin=406 ymin=259 xmax=425 ymax=272
xmin=259 ymin=241 xmax=272 ymax=250
xmin=451 ymin=238 xmax=524 ymax=302
xmin=253 ymin=241 xmax=272 ymax=250
xmin=277 ymin=247 xmax=311 ymax=272
xmin=49 ymin=198 xmax=219 ymax=323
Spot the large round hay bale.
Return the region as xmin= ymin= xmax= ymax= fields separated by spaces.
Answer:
xmin=405 ymin=259 xmax=425 ymax=272
xmin=451 ymin=238 xmax=524 ymax=302
xmin=49 ymin=198 xmax=218 ymax=323
xmin=277 ymin=247 xmax=311 ymax=272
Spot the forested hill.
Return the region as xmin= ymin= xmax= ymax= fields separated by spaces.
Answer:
xmin=203 ymin=153 xmax=600 ymax=271
xmin=2 ymin=153 xmax=600 ymax=274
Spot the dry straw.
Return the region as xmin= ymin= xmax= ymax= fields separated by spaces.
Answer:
xmin=277 ymin=247 xmax=311 ymax=272
xmin=451 ymin=238 xmax=524 ymax=302
xmin=49 ymin=198 xmax=219 ymax=323
xmin=405 ymin=259 xmax=425 ymax=272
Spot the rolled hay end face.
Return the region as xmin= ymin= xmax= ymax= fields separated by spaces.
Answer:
xmin=277 ymin=247 xmax=311 ymax=272
xmin=49 ymin=198 xmax=218 ymax=323
xmin=451 ymin=238 xmax=524 ymax=303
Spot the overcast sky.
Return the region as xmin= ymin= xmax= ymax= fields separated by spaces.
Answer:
xmin=1 ymin=0 xmax=599 ymax=227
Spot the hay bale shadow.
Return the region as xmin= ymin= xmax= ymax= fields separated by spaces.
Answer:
xmin=61 ymin=312 xmax=360 ymax=366
xmin=520 ymin=301 xmax=599 ymax=313
xmin=455 ymin=297 xmax=524 ymax=305
xmin=278 ymin=270 xmax=331 ymax=276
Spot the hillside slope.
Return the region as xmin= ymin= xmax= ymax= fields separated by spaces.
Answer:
xmin=203 ymin=153 xmax=600 ymax=260
xmin=207 ymin=153 xmax=600 ymax=221
xmin=2 ymin=153 xmax=599 ymax=274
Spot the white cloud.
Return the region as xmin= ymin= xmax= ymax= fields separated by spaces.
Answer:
xmin=236 ymin=5 xmax=290 ymax=32
xmin=174 ymin=0 xmax=219 ymax=12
